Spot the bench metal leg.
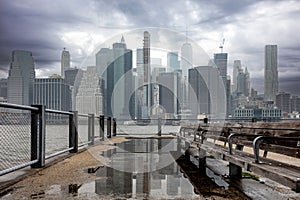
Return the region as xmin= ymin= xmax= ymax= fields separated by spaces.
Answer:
xmin=235 ymin=144 xmax=244 ymax=151
xmin=199 ymin=149 xmax=206 ymax=175
xmin=263 ymin=150 xmax=268 ymax=158
xmin=229 ymin=162 xmax=242 ymax=178
xmin=296 ymin=179 xmax=300 ymax=193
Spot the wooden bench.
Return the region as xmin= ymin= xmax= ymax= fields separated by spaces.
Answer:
xmin=178 ymin=127 xmax=300 ymax=192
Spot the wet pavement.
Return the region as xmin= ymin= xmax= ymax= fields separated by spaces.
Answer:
xmin=2 ymin=138 xmax=200 ymax=199
xmin=1 ymin=138 xmax=299 ymax=199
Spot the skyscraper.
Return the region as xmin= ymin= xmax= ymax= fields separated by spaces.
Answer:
xmin=76 ymin=66 xmax=103 ymax=115
xmin=157 ymin=71 xmax=181 ymax=118
xmin=112 ymin=39 xmax=127 ymax=118
xmin=135 ymin=48 xmax=144 ymax=119
xmin=244 ymin=67 xmax=250 ymax=97
xmin=188 ymin=66 xmax=226 ymax=118
xmin=276 ymin=92 xmax=291 ymax=114
xmin=291 ymin=96 xmax=300 ymax=112
xmin=103 ymin=36 xmax=133 ymax=119
xmin=264 ymin=45 xmax=278 ymax=103
xmin=96 ymin=48 xmax=113 ymax=77
xmin=96 ymin=47 xmax=113 ymax=116
xmin=7 ymin=50 xmax=35 ymax=106
xmin=143 ymin=31 xmax=151 ymax=117
xmin=214 ymin=53 xmax=228 ymax=81
xmin=188 ymin=67 xmax=210 ymax=117
xmin=180 ymin=42 xmax=193 ymax=77
xmin=232 ymin=60 xmax=242 ymax=93
xmin=214 ymin=53 xmax=230 ymax=116
xmin=65 ymin=68 xmax=83 ymax=110
xmin=143 ymin=31 xmax=150 ymax=84
xmin=136 ymin=48 xmax=144 ymax=86
xmin=180 ymin=43 xmax=193 ymax=110
xmin=34 ymin=77 xmax=72 ymax=121
xmin=167 ymin=52 xmax=180 ymax=71
xmin=236 ymin=67 xmax=250 ymax=96
xmin=61 ymin=48 xmax=70 ymax=78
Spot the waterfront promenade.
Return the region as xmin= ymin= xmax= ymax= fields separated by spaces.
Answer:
xmin=1 ymin=132 xmax=299 ymax=199
xmin=1 ymin=103 xmax=300 ymax=199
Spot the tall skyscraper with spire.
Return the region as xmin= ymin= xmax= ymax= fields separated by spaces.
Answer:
xmin=180 ymin=41 xmax=193 ymax=110
xmin=264 ymin=45 xmax=278 ymax=103
xmin=61 ymin=48 xmax=70 ymax=78
xmin=7 ymin=50 xmax=35 ymax=106
xmin=143 ymin=31 xmax=151 ymax=117
xmin=103 ymin=36 xmax=133 ymax=118
xmin=181 ymin=43 xmax=193 ymax=77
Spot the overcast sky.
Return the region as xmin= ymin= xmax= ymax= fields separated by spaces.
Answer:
xmin=0 ymin=0 xmax=300 ymax=95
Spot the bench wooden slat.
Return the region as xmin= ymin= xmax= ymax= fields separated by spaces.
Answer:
xmin=259 ymin=143 xmax=300 ymax=158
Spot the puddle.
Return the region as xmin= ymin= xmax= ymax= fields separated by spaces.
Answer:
xmin=79 ymin=139 xmax=200 ymax=199
xmin=1 ymin=138 xmax=252 ymax=199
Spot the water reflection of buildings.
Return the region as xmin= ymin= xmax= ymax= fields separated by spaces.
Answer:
xmin=94 ymin=139 xmax=196 ymax=198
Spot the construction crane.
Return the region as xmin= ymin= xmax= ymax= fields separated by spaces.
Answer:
xmin=219 ymin=38 xmax=225 ymax=53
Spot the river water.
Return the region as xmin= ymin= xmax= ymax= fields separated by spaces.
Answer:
xmin=0 ymin=123 xmax=180 ymax=171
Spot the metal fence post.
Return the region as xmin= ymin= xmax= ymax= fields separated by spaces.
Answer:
xmin=31 ymin=105 xmax=46 ymax=168
xmin=69 ymin=111 xmax=78 ymax=153
xmin=100 ymin=115 xmax=104 ymax=141
xmin=88 ymin=114 xmax=95 ymax=145
xmin=91 ymin=114 xmax=95 ymax=144
xmin=113 ymin=118 xmax=117 ymax=136
xmin=107 ymin=117 xmax=111 ymax=138
xmin=158 ymin=118 xmax=162 ymax=136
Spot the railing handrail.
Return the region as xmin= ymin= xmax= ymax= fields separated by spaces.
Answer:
xmin=78 ymin=113 xmax=90 ymax=117
xmin=45 ymin=108 xmax=73 ymax=115
xmin=0 ymin=103 xmax=118 ymax=177
xmin=0 ymin=102 xmax=39 ymax=111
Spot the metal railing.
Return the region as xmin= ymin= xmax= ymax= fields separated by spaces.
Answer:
xmin=0 ymin=103 xmax=117 ymax=176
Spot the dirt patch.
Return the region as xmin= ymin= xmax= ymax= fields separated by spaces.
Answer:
xmin=1 ymin=137 xmax=127 ymax=199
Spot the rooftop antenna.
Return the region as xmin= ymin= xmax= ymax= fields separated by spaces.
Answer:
xmin=219 ymin=38 xmax=225 ymax=53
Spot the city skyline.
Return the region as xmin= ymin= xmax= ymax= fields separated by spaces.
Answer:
xmin=0 ymin=1 xmax=300 ymax=95
xmin=2 ymin=32 xmax=300 ymax=118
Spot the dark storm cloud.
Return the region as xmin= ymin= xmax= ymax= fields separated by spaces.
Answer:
xmin=0 ymin=0 xmax=299 ymax=95
xmin=101 ymin=0 xmax=176 ymax=27
xmin=279 ymin=76 xmax=300 ymax=95
xmin=0 ymin=0 xmax=94 ymax=75
xmin=191 ymin=0 xmax=258 ymax=27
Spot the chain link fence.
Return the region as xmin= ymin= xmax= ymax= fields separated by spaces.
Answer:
xmin=45 ymin=113 xmax=69 ymax=156
xmin=0 ymin=103 xmax=116 ymax=176
xmin=0 ymin=110 xmax=32 ymax=171
xmin=78 ymin=114 xmax=89 ymax=146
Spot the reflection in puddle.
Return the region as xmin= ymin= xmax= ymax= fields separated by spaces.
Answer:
xmin=92 ymin=164 xmax=197 ymax=199
xmin=68 ymin=184 xmax=82 ymax=195
xmin=90 ymin=139 xmax=199 ymax=199
xmin=87 ymin=166 xmax=103 ymax=173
